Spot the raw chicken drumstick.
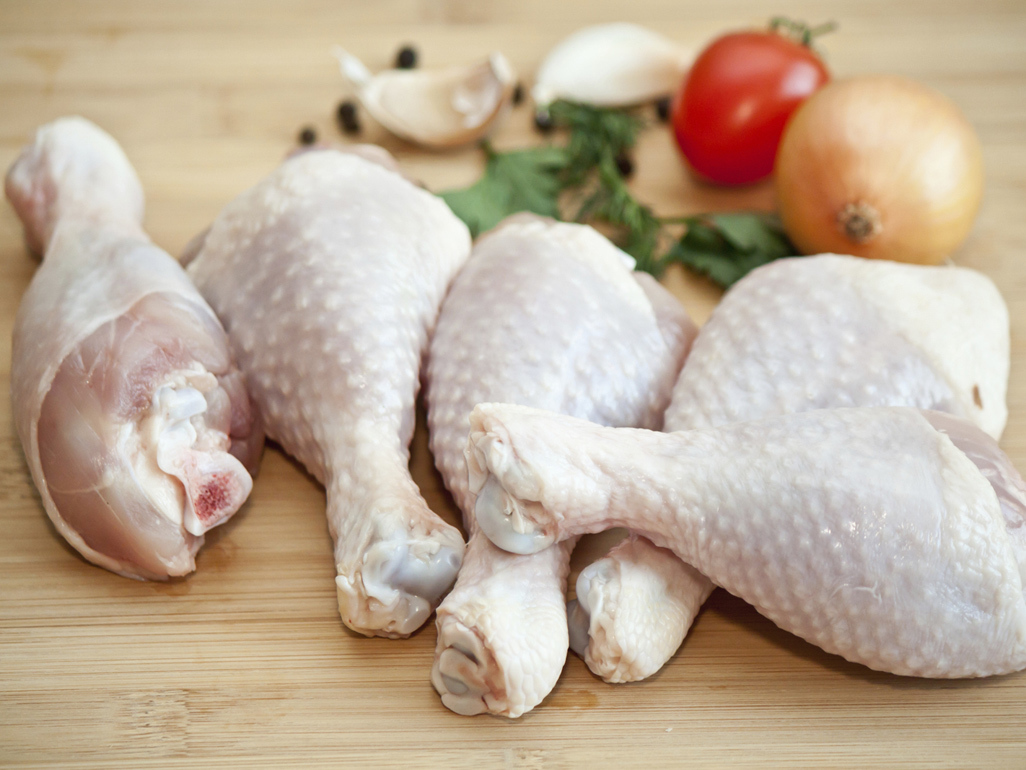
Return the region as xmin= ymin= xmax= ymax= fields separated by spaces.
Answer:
xmin=426 ymin=215 xmax=695 ymax=717
xmin=7 ymin=117 xmax=260 ymax=580
xmin=470 ymin=404 xmax=1026 ymax=678
xmin=185 ymin=147 xmax=471 ymax=637
xmin=572 ymin=255 xmax=1010 ymax=682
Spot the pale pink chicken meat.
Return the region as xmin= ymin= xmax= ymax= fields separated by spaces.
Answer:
xmin=425 ymin=215 xmax=695 ymax=717
xmin=572 ymin=255 xmax=1010 ymax=683
xmin=469 ymin=404 xmax=1026 ymax=679
xmin=184 ymin=148 xmax=471 ymax=638
xmin=7 ymin=117 xmax=260 ymax=580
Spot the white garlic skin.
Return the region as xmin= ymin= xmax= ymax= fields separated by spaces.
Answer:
xmin=335 ymin=48 xmax=516 ymax=149
xmin=532 ymin=23 xmax=693 ymax=108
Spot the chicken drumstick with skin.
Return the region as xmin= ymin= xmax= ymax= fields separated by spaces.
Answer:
xmin=572 ymin=255 xmax=1010 ymax=683
xmin=7 ymin=117 xmax=260 ymax=580
xmin=470 ymin=404 xmax=1026 ymax=679
xmin=185 ymin=147 xmax=471 ymax=637
xmin=426 ymin=215 xmax=695 ymax=717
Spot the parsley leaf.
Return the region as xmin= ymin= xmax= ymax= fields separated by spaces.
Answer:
xmin=440 ymin=143 xmax=568 ymax=238
xmin=438 ymin=101 xmax=801 ymax=287
xmin=664 ymin=212 xmax=798 ymax=288
xmin=549 ymin=100 xmax=644 ymax=186
xmin=574 ymin=155 xmax=664 ymax=274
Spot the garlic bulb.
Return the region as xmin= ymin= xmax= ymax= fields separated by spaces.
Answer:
xmin=335 ymin=48 xmax=516 ymax=149
xmin=775 ymin=76 xmax=984 ymax=265
xmin=532 ymin=23 xmax=693 ymax=108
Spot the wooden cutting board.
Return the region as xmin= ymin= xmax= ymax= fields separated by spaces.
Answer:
xmin=3 ymin=1 xmax=1026 ymax=766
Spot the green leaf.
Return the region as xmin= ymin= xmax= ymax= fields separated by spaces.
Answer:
xmin=438 ymin=104 xmax=797 ymax=291
xmin=549 ymin=100 xmax=645 ymax=186
xmin=440 ymin=145 xmax=568 ymax=238
xmin=710 ymin=212 xmax=793 ymax=259
xmin=547 ymin=102 xmax=666 ymax=273
xmin=665 ymin=212 xmax=800 ymax=289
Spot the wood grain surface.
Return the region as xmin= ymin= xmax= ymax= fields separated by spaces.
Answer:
xmin=2 ymin=1 xmax=1026 ymax=767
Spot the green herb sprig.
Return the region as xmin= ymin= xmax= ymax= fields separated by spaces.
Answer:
xmin=664 ymin=212 xmax=795 ymax=288
xmin=439 ymin=143 xmax=568 ymax=238
xmin=549 ymin=101 xmax=666 ymax=274
xmin=439 ymin=99 xmax=800 ymax=288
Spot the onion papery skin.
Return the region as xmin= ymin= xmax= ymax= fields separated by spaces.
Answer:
xmin=774 ymin=75 xmax=984 ymax=265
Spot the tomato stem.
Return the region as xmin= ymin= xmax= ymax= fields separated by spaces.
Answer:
xmin=769 ymin=17 xmax=837 ymax=47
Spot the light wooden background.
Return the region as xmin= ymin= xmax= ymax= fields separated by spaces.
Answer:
xmin=2 ymin=1 xmax=1025 ymax=767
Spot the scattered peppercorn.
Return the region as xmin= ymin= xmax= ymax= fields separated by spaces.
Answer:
xmin=533 ymin=110 xmax=554 ymax=133
xmin=655 ymin=97 xmax=672 ymax=122
xmin=395 ymin=45 xmax=418 ymax=69
xmin=337 ymin=100 xmax=361 ymax=134
xmin=298 ymin=126 xmax=317 ymax=145
xmin=615 ymin=153 xmax=634 ymax=178
xmin=512 ymin=82 xmax=524 ymax=105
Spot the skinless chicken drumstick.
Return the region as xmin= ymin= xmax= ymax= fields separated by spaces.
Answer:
xmin=426 ymin=215 xmax=695 ymax=716
xmin=6 ymin=117 xmax=261 ymax=580
xmin=184 ymin=146 xmax=471 ymax=638
xmin=572 ymin=255 xmax=1009 ymax=683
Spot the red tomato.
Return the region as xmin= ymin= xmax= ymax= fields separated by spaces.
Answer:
xmin=671 ymin=29 xmax=830 ymax=185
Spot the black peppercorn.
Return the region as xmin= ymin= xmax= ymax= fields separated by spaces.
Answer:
xmin=395 ymin=45 xmax=417 ymax=69
xmin=336 ymin=100 xmax=361 ymax=134
xmin=655 ymin=97 xmax=672 ymax=122
xmin=615 ymin=153 xmax=634 ymax=178
xmin=534 ymin=110 xmax=554 ymax=133
xmin=298 ymin=126 xmax=317 ymax=145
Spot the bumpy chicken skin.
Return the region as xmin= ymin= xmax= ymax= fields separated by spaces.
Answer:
xmin=185 ymin=148 xmax=471 ymax=637
xmin=573 ymin=255 xmax=1010 ymax=683
xmin=471 ymin=404 xmax=1026 ymax=679
xmin=426 ymin=215 xmax=695 ymax=716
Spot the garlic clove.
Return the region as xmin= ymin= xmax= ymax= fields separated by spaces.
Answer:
xmin=335 ymin=48 xmax=517 ymax=149
xmin=532 ymin=23 xmax=694 ymax=108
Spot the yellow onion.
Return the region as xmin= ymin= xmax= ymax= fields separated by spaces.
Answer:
xmin=774 ymin=75 xmax=983 ymax=264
